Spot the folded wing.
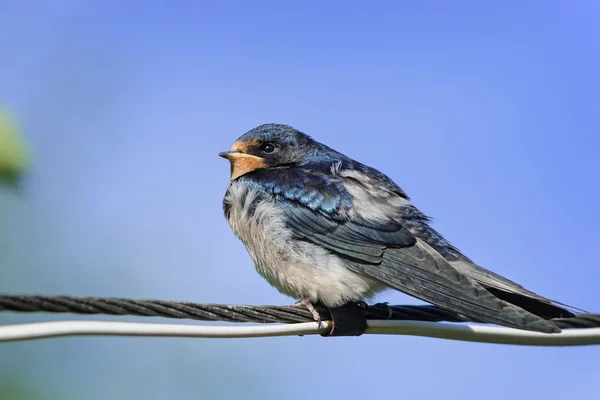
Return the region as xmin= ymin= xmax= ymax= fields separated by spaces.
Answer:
xmin=247 ymin=168 xmax=561 ymax=333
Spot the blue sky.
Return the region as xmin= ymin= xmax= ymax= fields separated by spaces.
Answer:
xmin=1 ymin=2 xmax=599 ymax=399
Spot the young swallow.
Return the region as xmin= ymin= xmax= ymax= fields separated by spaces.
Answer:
xmin=220 ymin=123 xmax=576 ymax=333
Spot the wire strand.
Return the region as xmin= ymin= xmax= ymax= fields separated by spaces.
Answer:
xmin=0 ymin=295 xmax=598 ymax=329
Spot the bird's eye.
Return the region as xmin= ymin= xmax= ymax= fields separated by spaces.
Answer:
xmin=260 ymin=143 xmax=275 ymax=153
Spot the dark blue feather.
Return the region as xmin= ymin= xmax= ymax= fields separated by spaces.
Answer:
xmin=240 ymin=168 xmax=352 ymax=220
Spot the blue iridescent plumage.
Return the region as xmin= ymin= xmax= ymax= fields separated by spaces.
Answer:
xmin=238 ymin=168 xmax=352 ymax=220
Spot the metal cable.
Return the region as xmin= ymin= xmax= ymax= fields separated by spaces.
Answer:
xmin=0 ymin=295 xmax=597 ymax=330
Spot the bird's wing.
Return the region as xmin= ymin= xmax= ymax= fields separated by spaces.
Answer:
xmin=247 ymin=168 xmax=559 ymax=333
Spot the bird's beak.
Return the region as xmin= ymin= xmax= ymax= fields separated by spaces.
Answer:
xmin=218 ymin=150 xmax=266 ymax=180
xmin=219 ymin=151 xmax=235 ymax=160
xmin=218 ymin=151 xmax=262 ymax=161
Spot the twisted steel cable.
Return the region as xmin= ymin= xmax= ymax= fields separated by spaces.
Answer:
xmin=1 ymin=295 xmax=597 ymax=329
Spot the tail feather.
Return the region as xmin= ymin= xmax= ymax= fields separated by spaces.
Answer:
xmin=484 ymin=287 xmax=576 ymax=319
xmin=348 ymin=239 xmax=562 ymax=333
xmin=449 ymin=258 xmax=585 ymax=319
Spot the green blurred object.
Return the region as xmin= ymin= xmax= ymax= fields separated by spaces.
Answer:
xmin=0 ymin=377 xmax=62 ymax=400
xmin=0 ymin=107 xmax=29 ymax=188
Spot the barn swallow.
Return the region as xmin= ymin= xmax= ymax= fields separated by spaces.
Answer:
xmin=220 ymin=123 xmax=577 ymax=333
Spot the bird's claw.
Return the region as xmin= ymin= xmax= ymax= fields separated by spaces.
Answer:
xmin=293 ymin=297 xmax=323 ymax=329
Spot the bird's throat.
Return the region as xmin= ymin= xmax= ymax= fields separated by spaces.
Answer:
xmin=228 ymin=154 xmax=267 ymax=180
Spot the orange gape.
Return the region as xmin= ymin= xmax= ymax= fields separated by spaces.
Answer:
xmin=227 ymin=153 xmax=267 ymax=181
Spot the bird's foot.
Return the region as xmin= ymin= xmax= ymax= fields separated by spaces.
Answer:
xmin=293 ymin=297 xmax=323 ymax=328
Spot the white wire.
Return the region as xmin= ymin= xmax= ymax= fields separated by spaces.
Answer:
xmin=1 ymin=320 xmax=599 ymax=346
xmin=0 ymin=321 xmax=328 ymax=342
xmin=366 ymin=321 xmax=600 ymax=346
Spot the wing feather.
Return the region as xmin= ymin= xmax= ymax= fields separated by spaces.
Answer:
xmin=242 ymin=168 xmax=560 ymax=333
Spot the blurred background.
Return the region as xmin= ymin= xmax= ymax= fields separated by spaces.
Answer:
xmin=1 ymin=1 xmax=599 ymax=399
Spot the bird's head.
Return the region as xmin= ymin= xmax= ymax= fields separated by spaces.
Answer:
xmin=219 ymin=123 xmax=321 ymax=180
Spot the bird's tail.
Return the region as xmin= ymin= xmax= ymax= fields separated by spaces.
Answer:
xmin=349 ymin=240 xmax=562 ymax=333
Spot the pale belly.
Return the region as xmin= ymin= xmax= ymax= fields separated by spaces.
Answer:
xmin=223 ymin=181 xmax=386 ymax=307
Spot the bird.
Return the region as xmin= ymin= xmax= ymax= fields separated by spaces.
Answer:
xmin=219 ymin=123 xmax=578 ymax=333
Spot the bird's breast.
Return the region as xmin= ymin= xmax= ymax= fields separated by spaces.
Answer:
xmin=223 ymin=181 xmax=290 ymax=280
xmin=222 ymin=180 xmax=385 ymax=306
